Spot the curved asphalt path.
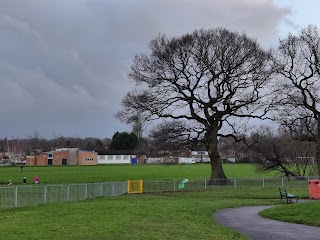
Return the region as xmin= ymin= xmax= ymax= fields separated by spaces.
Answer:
xmin=215 ymin=205 xmax=320 ymax=240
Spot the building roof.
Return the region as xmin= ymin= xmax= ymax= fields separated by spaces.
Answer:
xmin=97 ymin=150 xmax=146 ymax=155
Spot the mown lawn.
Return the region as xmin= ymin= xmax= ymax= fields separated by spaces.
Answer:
xmin=260 ymin=200 xmax=320 ymax=227
xmin=0 ymin=163 xmax=277 ymax=185
xmin=0 ymin=188 xmax=294 ymax=240
xmin=0 ymin=164 xmax=315 ymax=239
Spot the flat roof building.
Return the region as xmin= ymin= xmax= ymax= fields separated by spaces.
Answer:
xmin=26 ymin=148 xmax=98 ymax=166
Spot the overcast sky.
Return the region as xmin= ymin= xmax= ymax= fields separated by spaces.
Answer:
xmin=0 ymin=0 xmax=319 ymax=139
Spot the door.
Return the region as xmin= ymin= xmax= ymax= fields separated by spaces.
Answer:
xmin=62 ymin=158 xmax=67 ymax=165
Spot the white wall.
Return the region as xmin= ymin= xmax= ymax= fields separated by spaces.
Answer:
xmin=191 ymin=151 xmax=210 ymax=162
xmin=98 ymin=155 xmax=133 ymax=164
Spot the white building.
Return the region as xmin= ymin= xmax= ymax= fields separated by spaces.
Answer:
xmin=97 ymin=150 xmax=146 ymax=165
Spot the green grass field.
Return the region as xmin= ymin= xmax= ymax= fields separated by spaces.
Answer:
xmin=0 ymin=164 xmax=317 ymax=239
xmin=0 ymin=189 xmax=299 ymax=240
xmin=0 ymin=163 xmax=277 ymax=185
xmin=0 ymin=188 xmax=313 ymax=240
xmin=260 ymin=200 xmax=320 ymax=227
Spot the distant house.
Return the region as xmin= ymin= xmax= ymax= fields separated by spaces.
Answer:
xmin=146 ymin=153 xmax=179 ymax=164
xmin=26 ymin=147 xmax=98 ymax=166
xmin=97 ymin=150 xmax=147 ymax=165
xmin=226 ymin=157 xmax=236 ymax=163
xmin=147 ymin=148 xmax=191 ymax=164
xmin=189 ymin=148 xmax=210 ymax=163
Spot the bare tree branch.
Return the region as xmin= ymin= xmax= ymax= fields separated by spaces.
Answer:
xmin=273 ymin=25 xmax=320 ymax=175
xmin=118 ymin=28 xmax=273 ymax=179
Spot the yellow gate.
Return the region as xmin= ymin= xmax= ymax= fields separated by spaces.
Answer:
xmin=127 ymin=180 xmax=143 ymax=194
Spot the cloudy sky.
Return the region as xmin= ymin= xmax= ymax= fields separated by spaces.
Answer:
xmin=0 ymin=0 xmax=319 ymax=139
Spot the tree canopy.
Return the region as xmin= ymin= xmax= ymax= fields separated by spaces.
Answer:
xmin=273 ymin=25 xmax=320 ymax=175
xmin=118 ymin=28 xmax=274 ymax=179
xmin=109 ymin=132 xmax=139 ymax=150
xmin=148 ymin=121 xmax=191 ymax=152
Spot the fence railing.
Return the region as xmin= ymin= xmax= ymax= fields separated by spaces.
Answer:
xmin=142 ymin=176 xmax=316 ymax=192
xmin=0 ymin=182 xmax=127 ymax=208
xmin=0 ymin=176 xmax=317 ymax=208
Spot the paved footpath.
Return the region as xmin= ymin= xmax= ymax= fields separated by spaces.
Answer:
xmin=215 ymin=205 xmax=320 ymax=240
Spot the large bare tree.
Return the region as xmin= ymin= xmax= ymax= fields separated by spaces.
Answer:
xmin=274 ymin=25 xmax=320 ymax=175
xmin=118 ymin=28 xmax=273 ymax=179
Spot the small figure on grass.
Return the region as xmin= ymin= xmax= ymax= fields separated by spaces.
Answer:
xmin=8 ymin=179 xmax=12 ymax=186
xmin=23 ymin=177 xmax=27 ymax=184
xmin=20 ymin=163 xmax=24 ymax=172
xmin=34 ymin=175 xmax=39 ymax=184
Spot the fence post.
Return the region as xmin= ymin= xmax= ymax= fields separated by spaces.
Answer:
xmin=234 ymin=179 xmax=237 ymax=189
xmin=44 ymin=185 xmax=47 ymax=204
xmin=14 ymin=186 xmax=18 ymax=208
xmin=86 ymin=183 xmax=89 ymax=199
xmin=67 ymin=184 xmax=70 ymax=201
xmin=100 ymin=182 xmax=103 ymax=197
xmin=173 ymin=180 xmax=176 ymax=192
xmin=112 ymin=182 xmax=115 ymax=196
xmin=281 ymin=177 xmax=284 ymax=187
xmin=262 ymin=178 xmax=265 ymax=188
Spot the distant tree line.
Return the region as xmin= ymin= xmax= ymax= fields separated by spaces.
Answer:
xmin=1 ymin=126 xmax=316 ymax=179
xmin=0 ymin=131 xmax=111 ymax=156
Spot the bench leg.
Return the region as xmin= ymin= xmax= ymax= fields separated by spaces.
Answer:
xmin=286 ymin=197 xmax=298 ymax=204
xmin=286 ymin=198 xmax=294 ymax=204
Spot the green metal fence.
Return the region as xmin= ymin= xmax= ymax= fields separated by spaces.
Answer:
xmin=0 ymin=176 xmax=316 ymax=208
xmin=143 ymin=176 xmax=314 ymax=192
xmin=0 ymin=182 xmax=127 ymax=208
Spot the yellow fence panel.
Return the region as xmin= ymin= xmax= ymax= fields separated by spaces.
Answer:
xmin=127 ymin=180 xmax=143 ymax=194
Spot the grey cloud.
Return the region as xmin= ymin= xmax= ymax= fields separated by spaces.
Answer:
xmin=0 ymin=0 xmax=290 ymax=139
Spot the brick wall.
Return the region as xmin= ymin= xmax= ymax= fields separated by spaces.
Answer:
xmin=52 ymin=151 xmax=69 ymax=165
xmin=26 ymin=156 xmax=36 ymax=166
xmin=78 ymin=151 xmax=98 ymax=165
xmin=36 ymin=154 xmax=47 ymax=165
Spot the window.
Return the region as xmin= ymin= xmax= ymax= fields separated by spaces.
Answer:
xmin=99 ymin=155 xmax=105 ymax=160
xmin=123 ymin=155 xmax=130 ymax=160
xmin=107 ymin=155 xmax=113 ymax=160
xmin=48 ymin=153 xmax=53 ymax=158
xmin=115 ymin=155 xmax=121 ymax=160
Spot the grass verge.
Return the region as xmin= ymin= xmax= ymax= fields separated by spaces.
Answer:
xmin=260 ymin=200 xmax=320 ymax=227
xmin=0 ymin=188 xmax=287 ymax=240
xmin=0 ymin=164 xmax=277 ymax=185
xmin=0 ymin=164 xmax=314 ymax=239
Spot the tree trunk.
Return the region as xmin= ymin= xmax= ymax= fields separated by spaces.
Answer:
xmin=316 ymin=119 xmax=320 ymax=177
xmin=205 ymin=126 xmax=226 ymax=180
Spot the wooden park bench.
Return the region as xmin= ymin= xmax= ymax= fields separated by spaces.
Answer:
xmin=279 ymin=187 xmax=298 ymax=203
